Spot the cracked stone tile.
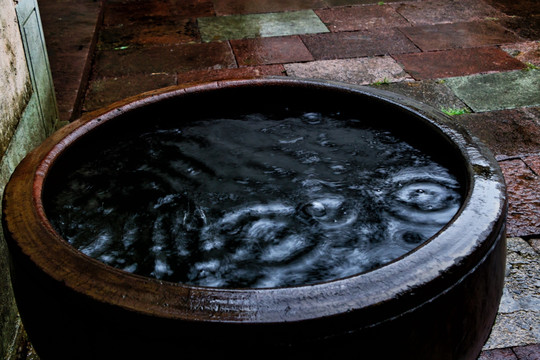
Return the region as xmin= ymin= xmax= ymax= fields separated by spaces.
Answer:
xmin=284 ymin=56 xmax=412 ymax=85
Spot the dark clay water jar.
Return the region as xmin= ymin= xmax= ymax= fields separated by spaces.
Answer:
xmin=3 ymin=78 xmax=507 ymax=360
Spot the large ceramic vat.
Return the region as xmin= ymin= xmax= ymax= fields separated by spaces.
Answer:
xmin=3 ymin=78 xmax=506 ymax=360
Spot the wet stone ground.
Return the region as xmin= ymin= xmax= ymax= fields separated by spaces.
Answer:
xmin=28 ymin=0 xmax=540 ymax=358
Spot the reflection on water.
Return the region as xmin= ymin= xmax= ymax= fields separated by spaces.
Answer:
xmin=45 ymin=111 xmax=462 ymax=288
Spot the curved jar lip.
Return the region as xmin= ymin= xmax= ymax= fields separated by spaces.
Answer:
xmin=3 ymin=77 xmax=507 ymax=324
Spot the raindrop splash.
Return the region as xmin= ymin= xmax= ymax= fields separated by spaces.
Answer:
xmin=45 ymin=111 xmax=463 ymax=288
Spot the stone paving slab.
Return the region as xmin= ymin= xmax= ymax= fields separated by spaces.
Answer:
xmin=39 ymin=0 xmax=102 ymax=122
xmin=45 ymin=53 xmax=93 ymax=123
xmin=97 ymin=19 xmax=200 ymax=50
xmin=529 ymin=239 xmax=540 ymax=254
xmin=445 ymin=70 xmax=540 ymax=112
xmin=284 ymin=56 xmax=412 ymax=85
xmin=102 ymin=0 xmax=215 ymax=25
xmin=197 ymin=10 xmax=328 ymax=42
xmin=501 ymin=238 xmax=540 ymax=313
xmin=392 ymin=0 xmax=504 ymax=26
xmin=83 ymin=73 xmax=177 ymax=113
xmin=369 ymin=79 xmax=469 ymax=112
xmin=210 ymin=0 xmax=326 ymax=16
xmin=457 ymin=107 xmax=540 ymax=159
xmin=315 ymin=4 xmax=410 ymax=32
xmin=479 ymin=348 xmax=519 ymax=360
xmin=231 ymin=36 xmax=313 ymax=66
xmin=525 ymin=154 xmax=540 ymax=175
xmin=399 ymin=21 xmax=524 ymax=51
xmin=92 ymin=42 xmax=236 ymax=77
xmin=393 ymin=47 xmax=526 ymax=80
xmin=29 ymin=0 xmax=540 ymax=358
xmin=176 ymin=65 xmax=285 ymax=85
xmin=483 ymin=0 xmax=540 ymax=17
xmin=497 ymin=16 xmax=540 ymax=42
xmin=300 ymin=28 xmax=419 ymax=60
xmin=84 ymin=65 xmax=288 ymax=112
xmin=483 ymin=238 xmax=540 ymax=350
xmin=478 ymin=345 xmax=540 ymax=360
xmin=501 ymin=42 xmax=540 ymax=68
xmin=325 ymin=0 xmax=405 ymax=5
xmin=498 ymin=159 xmax=540 ymax=238
xmin=513 ymin=344 xmax=540 ymax=360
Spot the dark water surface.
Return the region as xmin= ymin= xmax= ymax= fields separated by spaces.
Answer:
xmin=45 ymin=111 xmax=462 ymax=288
